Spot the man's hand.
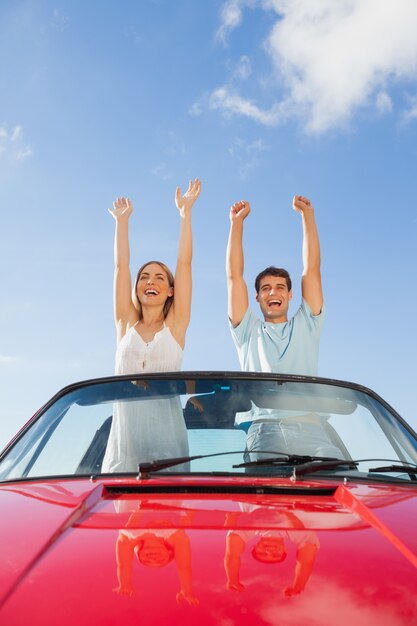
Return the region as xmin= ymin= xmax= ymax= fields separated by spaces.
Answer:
xmin=226 ymin=201 xmax=250 ymax=327
xmin=293 ymin=195 xmax=314 ymax=215
xmin=283 ymin=586 xmax=301 ymax=597
xmin=176 ymin=590 xmax=200 ymax=606
xmin=108 ymin=197 xmax=133 ymax=221
xmin=187 ymin=396 xmax=204 ymax=413
xmin=175 ymin=178 xmax=202 ymax=217
xmin=230 ymin=200 xmax=250 ymax=223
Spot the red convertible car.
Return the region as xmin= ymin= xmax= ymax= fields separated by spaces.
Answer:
xmin=0 ymin=372 xmax=417 ymax=625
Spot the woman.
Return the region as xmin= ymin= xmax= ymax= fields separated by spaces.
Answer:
xmin=102 ymin=179 xmax=201 ymax=472
xmin=113 ymin=500 xmax=198 ymax=605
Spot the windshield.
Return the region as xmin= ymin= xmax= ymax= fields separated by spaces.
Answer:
xmin=1 ymin=375 xmax=417 ymax=482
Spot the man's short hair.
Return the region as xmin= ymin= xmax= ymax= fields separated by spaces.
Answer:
xmin=255 ymin=267 xmax=292 ymax=293
xmin=251 ymin=543 xmax=288 ymax=564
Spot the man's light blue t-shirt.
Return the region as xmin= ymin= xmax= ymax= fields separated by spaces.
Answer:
xmin=230 ymin=299 xmax=325 ymax=376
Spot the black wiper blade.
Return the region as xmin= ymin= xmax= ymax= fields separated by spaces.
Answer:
xmin=139 ymin=455 xmax=203 ymax=474
xmin=234 ymin=454 xmax=358 ymax=478
xmin=368 ymin=464 xmax=417 ymax=474
xmin=344 ymin=458 xmax=417 ymax=475
xmin=234 ymin=454 xmax=345 ymax=469
xmin=292 ymin=459 xmax=358 ymax=476
xmin=137 ymin=450 xmax=248 ymax=477
xmin=290 ymin=458 xmax=417 ymax=478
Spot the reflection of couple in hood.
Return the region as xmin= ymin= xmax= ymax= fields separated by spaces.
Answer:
xmin=114 ymin=499 xmax=199 ymax=606
xmin=224 ymin=504 xmax=319 ymax=597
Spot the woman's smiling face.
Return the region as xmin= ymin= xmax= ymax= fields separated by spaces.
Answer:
xmin=136 ymin=536 xmax=174 ymax=568
xmin=136 ymin=263 xmax=174 ymax=306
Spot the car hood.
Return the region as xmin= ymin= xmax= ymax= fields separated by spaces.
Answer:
xmin=1 ymin=475 xmax=417 ymax=625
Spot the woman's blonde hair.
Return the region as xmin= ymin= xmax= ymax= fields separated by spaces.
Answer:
xmin=133 ymin=261 xmax=175 ymax=321
xmin=135 ymin=539 xmax=175 ymax=568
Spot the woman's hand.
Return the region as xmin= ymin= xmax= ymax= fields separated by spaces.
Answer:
xmin=108 ymin=197 xmax=133 ymax=221
xmin=113 ymin=585 xmax=134 ymax=596
xmin=227 ymin=581 xmax=245 ymax=592
xmin=175 ymin=178 xmax=201 ymax=217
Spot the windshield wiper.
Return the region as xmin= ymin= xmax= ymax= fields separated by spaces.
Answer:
xmin=343 ymin=458 xmax=417 ymax=476
xmin=234 ymin=454 xmax=339 ymax=468
xmin=292 ymin=459 xmax=359 ymax=476
xmin=236 ymin=455 xmax=417 ymax=479
xmin=137 ymin=450 xmax=252 ymax=478
xmin=367 ymin=463 xmax=417 ymax=474
xmin=234 ymin=455 xmax=358 ymax=476
xmin=120 ymin=454 xmax=417 ymax=481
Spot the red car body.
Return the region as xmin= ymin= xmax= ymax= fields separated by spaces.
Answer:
xmin=1 ymin=476 xmax=417 ymax=624
xmin=0 ymin=373 xmax=417 ymax=624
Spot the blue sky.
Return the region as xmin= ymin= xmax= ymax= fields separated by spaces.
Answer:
xmin=0 ymin=0 xmax=416 ymax=447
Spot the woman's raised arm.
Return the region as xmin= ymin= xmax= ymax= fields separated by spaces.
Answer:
xmin=168 ymin=178 xmax=201 ymax=347
xmin=108 ymin=197 xmax=137 ymax=340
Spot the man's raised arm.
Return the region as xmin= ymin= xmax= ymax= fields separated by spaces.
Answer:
xmin=293 ymin=195 xmax=323 ymax=316
xmin=226 ymin=201 xmax=251 ymax=327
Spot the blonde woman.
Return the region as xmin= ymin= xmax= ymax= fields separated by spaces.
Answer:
xmin=102 ymin=179 xmax=201 ymax=472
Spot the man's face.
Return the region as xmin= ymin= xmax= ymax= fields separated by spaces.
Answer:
xmin=256 ymin=275 xmax=292 ymax=322
xmin=253 ymin=537 xmax=287 ymax=563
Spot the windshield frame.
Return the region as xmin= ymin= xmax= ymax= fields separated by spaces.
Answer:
xmin=1 ymin=372 xmax=416 ymax=483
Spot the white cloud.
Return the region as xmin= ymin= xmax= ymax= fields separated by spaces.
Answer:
xmin=209 ymin=86 xmax=285 ymax=125
xmin=50 ymin=8 xmax=69 ymax=31
xmin=0 ymin=124 xmax=33 ymax=162
xmin=228 ymin=136 xmax=268 ymax=178
xmin=11 ymin=125 xmax=22 ymax=142
xmin=125 ymin=25 xmax=142 ymax=45
xmin=216 ymin=0 xmax=247 ymax=44
xmin=403 ymin=95 xmax=417 ymax=121
xmin=235 ymin=55 xmax=252 ymax=80
xmin=216 ymin=0 xmax=274 ymax=43
xmin=228 ymin=136 xmax=267 ymax=157
xmin=15 ymin=147 xmax=34 ymax=161
xmin=151 ymin=163 xmax=173 ymax=180
xmin=211 ymin=0 xmax=417 ymax=133
xmin=376 ymin=91 xmax=393 ymax=114
xmin=0 ymin=355 xmax=18 ymax=364
xmin=189 ymin=101 xmax=203 ymax=117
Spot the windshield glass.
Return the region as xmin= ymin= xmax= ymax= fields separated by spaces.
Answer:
xmin=1 ymin=375 xmax=416 ymax=482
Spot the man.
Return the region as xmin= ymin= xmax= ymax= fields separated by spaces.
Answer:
xmin=226 ymin=196 xmax=324 ymax=376
xmin=226 ymin=196 xmax=341 ymax=459
xmin=224 ymin=506 xmax=319 ymax=597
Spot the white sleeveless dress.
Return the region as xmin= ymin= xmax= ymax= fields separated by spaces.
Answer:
xmin=101 ymin=324 xmax=189 ymax=472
